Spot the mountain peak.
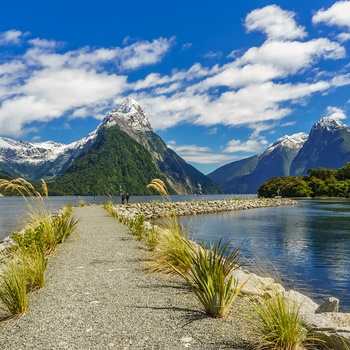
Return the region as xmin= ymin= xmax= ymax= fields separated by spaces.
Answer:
xmin=266 ymin=132 xmax=308 ymax=153
xmin=102 ymin=97 xmax=153 ymax=134
xmin=312 ymin=117 xmax=348 ymax=132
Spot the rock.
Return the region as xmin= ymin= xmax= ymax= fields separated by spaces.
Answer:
xmin=232 ymin=269 xmax=285 ymax=297
xmin=306 ymin=313 xmax=350 ymax=349
xmin=316 ymin=297 xmax=340 ymax=313
xmin=284 ymin=290 xmax=319 ymax=316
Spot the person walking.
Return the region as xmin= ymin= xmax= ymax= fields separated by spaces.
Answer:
xmin=121 ymin=193 xmax=125 ymax=204
xmin=126 ymin=192 xmax=130 ymax=204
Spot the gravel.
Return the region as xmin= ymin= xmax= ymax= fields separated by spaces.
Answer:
xmin=0 ymin=205 xmax=254 ymax=350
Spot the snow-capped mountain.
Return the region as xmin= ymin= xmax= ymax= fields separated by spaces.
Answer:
xmin=0 ymin=98 xmax=220 ymax=195
xmin=291 ymin=117 xmax=350 ymax=176
xmin=208 ymin=117 xmax=350 ymax=194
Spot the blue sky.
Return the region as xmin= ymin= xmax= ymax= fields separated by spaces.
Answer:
xmin=0 ymin=1 xmax=350 ymax=174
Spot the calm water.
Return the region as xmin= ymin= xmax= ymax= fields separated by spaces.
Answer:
xmin=178 ymin=199 xmax=350 ymax=312
xmin=1 ymin=195 xmax=349 ymax=311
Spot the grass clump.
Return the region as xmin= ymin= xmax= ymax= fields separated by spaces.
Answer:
xmin=0 ymin=178 xmax=78 ymax=318
xmin=146 ymin=179 xmax=246 ymax=318
xmin=143 ymin=225 xmax=160 ymax=250
xmin=249 ymin=291 xmax=317 ymax=350
xmin=170 ymin=239 xmax=245 ymax=318
xmin=129 ymin=214 xmax=145 ymax=241
xmin=0 ymin=258 xmax=28 ymax=316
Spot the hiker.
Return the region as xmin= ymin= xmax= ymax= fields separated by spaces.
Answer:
xmin=121 ymin=193 xmax=125 ymax=204
xmin=126 ymin=192 xmax=130 ymax=203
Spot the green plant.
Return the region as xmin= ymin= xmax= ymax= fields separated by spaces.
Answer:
xmin=249 ymin=291 xmax=317 ymax=350
xmin=129 ymin=214 xmax=145 ymax=241
xmin=143 ymin=225 xmax=160 ymax=250
xmin=52 ymin=214 xmax=79 ymax=244
xmin=0 ymin=258 xmax=28 ymax=316
xmin=170 ymin=239 xmax=244 ymax=318
xmin=17 ymin=246 xmax=47 ymax=292
xmin=11 ymin=226 xmax=45 ymax=253
xmin=78 ymin=199 xmax=85 ymax=207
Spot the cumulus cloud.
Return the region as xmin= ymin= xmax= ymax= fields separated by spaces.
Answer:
xmin=223 ymin=138 xmax=269 ymax=153
xmin=167 ymin=141 xmax=234 ymax=164
xmin=325 ymin=106 xmax=347 ymax=120
xmin=116 ymin=37 xmax=175 ymax=71
xmin=0 ymin=30 xmax=28 ymax=45
xmin=313 ymin=1 xmax=350 ymax=30
xmin=245 ymin=5 xmax=306 ymax=41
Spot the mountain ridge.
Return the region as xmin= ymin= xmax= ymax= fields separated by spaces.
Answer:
xmin=208 ymin=117 xmax=350 ymax=194
xmin=0 ymin=98 xmax=220 ymax=195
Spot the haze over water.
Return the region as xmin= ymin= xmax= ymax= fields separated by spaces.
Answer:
xmin=1 ymin=196 xmax=349 ymax=312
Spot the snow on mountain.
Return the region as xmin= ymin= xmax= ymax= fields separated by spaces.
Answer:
xmin=101 ymin=97 xmax=152 ymax=136
xmin=312 ymin=117 xmax=348 ymax=132
xmin=0 ymin=137 xmax=67 ymax=164
xmin=265 ymin=132 xmax=309 ymax=154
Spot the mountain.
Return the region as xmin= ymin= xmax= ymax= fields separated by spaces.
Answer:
xmin=290 ymin=117 xmax=350 ymax=175
xmin=0 ymin=98 xmax=220 ymax=195
xmin=208 ymin=133 xmax=308 ymax=193
xmin=209 ymin=117 xmax=350 ymax=194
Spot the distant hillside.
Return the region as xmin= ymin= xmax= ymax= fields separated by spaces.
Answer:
xmin=208 ymin=117 xmax=350 ymax=194
xmin=49 ymin=126 xmax=163 ymax=195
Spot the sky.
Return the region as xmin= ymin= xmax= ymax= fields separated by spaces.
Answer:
xmin=0 ymin=0 xmax=350 ymax=174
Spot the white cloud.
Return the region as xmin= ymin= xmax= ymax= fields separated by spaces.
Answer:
xmin=245 ymin=5 xmax=306 ymax=41
xmin=116 ymin=37 xmax=175 ymax=71
xmin=0 ymin=30 xmax=27 ymax=45
xmin=223 ymin=138 xmax=268 ymax=153
xmin=313 ymin=1 xmax=350 ymax=30
xmin=325 ymin=106 xmax=347 ymax=120
xmin=167 ymin=141 xmax=235 ymax=164
xmin=238 ymin=39 xmax=345 ymax=74
xmin=337 ymin=33 xmax=350 ymax=42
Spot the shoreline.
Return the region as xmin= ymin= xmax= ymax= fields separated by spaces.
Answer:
xmin=109 ymin=197 xmax=350 ymax=349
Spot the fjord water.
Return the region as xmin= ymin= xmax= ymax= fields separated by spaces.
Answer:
xmin=178 ymin=199 xmax=350 ymax=312
xmin=1 ymin=195 xmax=349 ymax=311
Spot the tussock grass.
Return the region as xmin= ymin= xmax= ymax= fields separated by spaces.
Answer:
xmin=18 ymin=246 xmax=47 ymax=292
xmin=0 ymin=178 xmax=78 ymax=318
xmin=145 ymin=179 xmax=246 ymax=318
xmin=143 ymin=225 xmax=160 ymax=250
xmin=169 ymin=239 xmax=245 ymax=318
xmin=249 ymin=291 xmax=317 ymax=350
xmin=0 ymin=258 xmax=28 ymax=316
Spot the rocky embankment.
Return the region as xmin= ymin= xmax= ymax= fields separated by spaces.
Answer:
xmin=114 ymin=197 xmax=298 ymax=219
xmin=110 ymin=197 xmax=350 ymax=349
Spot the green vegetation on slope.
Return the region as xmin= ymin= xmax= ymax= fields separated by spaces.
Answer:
xmin=258 ymin=162 xmax=350 ymax=198
xmin=48 ymin=126 xmax=165 ymax=196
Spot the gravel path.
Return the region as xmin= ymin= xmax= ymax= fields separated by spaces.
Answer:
xmin=0 ymin=206 xmax=253 ymax=350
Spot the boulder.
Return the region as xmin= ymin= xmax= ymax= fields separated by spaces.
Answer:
xmin=316 ymin=297 xmax=340 ymax=313
xmin=306 ymin=313 xmax=350 ymax=349
xmin=284 ymin=290 xmax=319 ymax=316
xmin=232 ymin=269 xmax=285 ymax=297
